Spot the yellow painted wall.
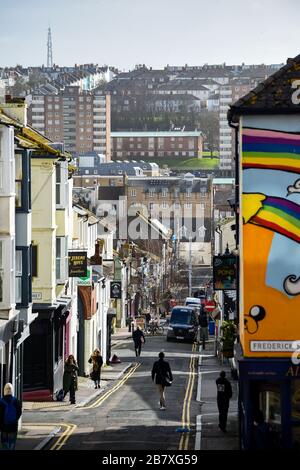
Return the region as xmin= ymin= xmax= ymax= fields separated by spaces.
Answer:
xmin=31 ymin=158 xmax=57 ymax=304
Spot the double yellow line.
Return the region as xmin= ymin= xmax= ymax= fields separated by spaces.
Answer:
xmin=82 ymin=362 xmax=140 ymax=410
xmin=50 ymin=423 xmax=77 ymax=451
xmin=50 ymin=362 xmax=140 ymax=450
xmin=179 ymin=343 xmax=197 ymax=450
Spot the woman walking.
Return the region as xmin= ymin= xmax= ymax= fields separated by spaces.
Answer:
xmin=63 ymin=355 xmax=79 ymax=404
xmin=88 ymin=349 xmax=103 ymax=389
xmin=151 ymin=352 xmax=173 ymax=410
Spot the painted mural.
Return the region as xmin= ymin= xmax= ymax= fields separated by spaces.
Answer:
xmin=241 ymin=125 xmax=300 ymax=357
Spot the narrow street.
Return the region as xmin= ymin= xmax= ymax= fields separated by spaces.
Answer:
xmin=24 ymin=331 xmax=199 ymax=451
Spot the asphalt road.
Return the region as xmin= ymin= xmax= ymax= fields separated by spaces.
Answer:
xmin=40 ymin=331 xmax=199 ymax=451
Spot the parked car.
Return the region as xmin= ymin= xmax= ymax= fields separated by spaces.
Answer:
xmin=167 ymin=306 xmax=199 ymax=342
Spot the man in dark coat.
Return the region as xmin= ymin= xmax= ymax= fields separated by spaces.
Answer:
xmin=63 ymin=355 xmax=79 ymax=404
xmin=0 ymin=383 xmax=22 ymax=450
xmin=132 ymin=326 xmax=145 ymax=357
xmin=216 ymin=371 xmax=232 ymax=432
xmin=199 ymin=311 xmax=209 ymax=349
xmin=152 ymin=352 xmax=173 ymax=410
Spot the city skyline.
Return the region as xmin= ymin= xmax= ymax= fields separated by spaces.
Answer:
xmin=0 ymin=0 xmax=299 ymax=70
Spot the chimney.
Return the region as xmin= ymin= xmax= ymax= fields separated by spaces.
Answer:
xmin=1 ymin=95 xmax=27 ymax=125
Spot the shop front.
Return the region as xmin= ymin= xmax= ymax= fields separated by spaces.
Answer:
xmin=239 ymin=358 xmax=300 ymax=449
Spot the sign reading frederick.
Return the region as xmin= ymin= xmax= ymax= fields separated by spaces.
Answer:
xmin=110 ymin=281 xmax=122 ymax=299
xmin=213 ymin=255 xmax=237 ymax=290
xmin=69 ymin=251 xmax=87 ymax=277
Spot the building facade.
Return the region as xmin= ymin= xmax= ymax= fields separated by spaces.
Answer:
xmin=111 ymin=131 xmax=203 ymax=161
xmin=28 ymin=86 xmax=111 ymax=160
xmin=229 ymin=53 xmax=300 ymax=449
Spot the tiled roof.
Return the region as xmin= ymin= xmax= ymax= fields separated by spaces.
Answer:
xmin=228 ymin=54 xmax=300 ymax=122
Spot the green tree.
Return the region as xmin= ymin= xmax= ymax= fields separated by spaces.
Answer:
xmin=197 ymin=111 xmax=219 ymax=157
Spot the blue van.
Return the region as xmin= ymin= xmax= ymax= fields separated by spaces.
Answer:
xmin=166 ymin=306 xmax=199 ymax=342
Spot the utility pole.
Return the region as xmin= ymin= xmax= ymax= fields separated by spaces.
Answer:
xmin=47 ymin=27 xmax=53 ymax=68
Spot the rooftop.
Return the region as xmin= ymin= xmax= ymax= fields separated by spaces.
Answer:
xmin=228 ymin=53 xmax=300 ymax=122
xmin=111 ymin=131 xmax=202 ymax=138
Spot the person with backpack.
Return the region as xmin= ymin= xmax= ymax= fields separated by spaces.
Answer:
xmin=88 ymin=348 xmax=103 ymax=389
xmin=151 ymin=352 xmax=173 ymax=410
xmin=0 ymin=383 xmax=22 ymax=450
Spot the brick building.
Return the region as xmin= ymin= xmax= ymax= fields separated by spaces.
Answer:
xmin=28 ymin=86 xmax=111 ymax=159
xmin=111 ymin=131 xmax=203 ymax=160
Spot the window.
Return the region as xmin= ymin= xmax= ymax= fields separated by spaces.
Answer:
xmin=130 ymin=189 xmax=136 ymax=197
xmin=15 ymin=153 xmax=22 ymax=208
xmin=162 ymin=188 xmax=168 ymax=197
xmin=162 ymin=202 xmax=168 ymax=209
xmin=186 ymin=189 xmax=192 ymax=198
xmin=15 ymin=250 xmax=22 ymax=304
xmin=32 ymin=245 xmax=38 ymax=277
xmin=149 ymin=189 xmax=155 ymax=197
xmin=56 ymin=237 xmax=68 ymax=283
xmin=56 ymin=165 xmax=61 ymax=205
xmin=185 ymin=203 xmax=192 ymax=209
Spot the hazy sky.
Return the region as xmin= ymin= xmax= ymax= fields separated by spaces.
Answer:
xmin=0 ymin=0 xmax=299 ymax=70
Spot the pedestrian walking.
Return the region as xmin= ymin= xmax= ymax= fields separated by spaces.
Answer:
xmin=63 ymin=355 xmax=79 ymax=404
xmin=132 ymin=325 xmax=145 ymax=357
xmin=199 ymin=311 xmax=209 ymax=350
xmin=88 ymin=348 xmax=103 ymax=389
xmin=216 ymin=371 xmax=232 ymax=432
xmin=145 ymin=312 xmax=151 ymax=327
xmin=0 ymin=383 xmax=22 ymax=450
xmin=151 ymin=352 xmax=173 ymax=410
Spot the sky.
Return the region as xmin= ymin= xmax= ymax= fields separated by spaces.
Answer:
xmin=0 ymin=0 xmax=300 ymax=71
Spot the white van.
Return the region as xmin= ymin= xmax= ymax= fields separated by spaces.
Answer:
xmin=185 ymin=297 xmax=202 ymax=306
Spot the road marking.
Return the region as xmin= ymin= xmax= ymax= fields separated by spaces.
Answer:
xmin=179 ymin=342 xmax=197 ymax=450
xmin=50 ymin=423 xmax=77 ymax=451
xmin=81 ymin=362 xmax=141 ymax=410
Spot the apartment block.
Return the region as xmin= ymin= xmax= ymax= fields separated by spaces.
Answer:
xmin=28 ymin=86 xmax=111 ymax=160
xmin=111 ymin=131 xmax=203 ymax=160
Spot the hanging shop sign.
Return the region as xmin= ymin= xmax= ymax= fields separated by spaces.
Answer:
xmin=69 ymin=251 xmax=87 ymax=277
xmin=110 ymin=281 xmax=122 ymax=299
xmin=213 ymin=255 xmax=237 ymax=290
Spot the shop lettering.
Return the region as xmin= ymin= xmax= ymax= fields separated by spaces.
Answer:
xmin=286 ymin=366 xmax=300 ymax=377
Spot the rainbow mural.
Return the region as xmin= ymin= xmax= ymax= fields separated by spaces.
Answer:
xmin=241 ymin=125 xmax=300 ymax=358
xmin=242 ymin=128 xmax=300 ymax=173
xmin=250 ymin=196 xmax=300 ymax=244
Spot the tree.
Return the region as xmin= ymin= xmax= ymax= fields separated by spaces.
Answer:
xmin=197 ymin=111 xmax=219 ymax=157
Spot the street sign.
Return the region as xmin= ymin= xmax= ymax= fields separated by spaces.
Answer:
xmin=110 ymin=281 xmax=122 ymax=299
xmin=204 ymin=300 xmax=216 ymax=312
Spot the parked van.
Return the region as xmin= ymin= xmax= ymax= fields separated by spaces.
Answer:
xmin=167 ymin=306 xmax=199 ymax=342
xmin=185 ymin=297 xmax=202 ymax=307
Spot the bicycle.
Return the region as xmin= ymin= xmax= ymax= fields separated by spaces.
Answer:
xmin=146 ymin=323 xmax=164 ymax=335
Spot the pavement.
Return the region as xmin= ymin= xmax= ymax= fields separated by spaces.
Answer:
xmin=195 ymin=337 xmax=239 ymax=450
xmin=16 ymin=327 xmax=133 ymax=450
